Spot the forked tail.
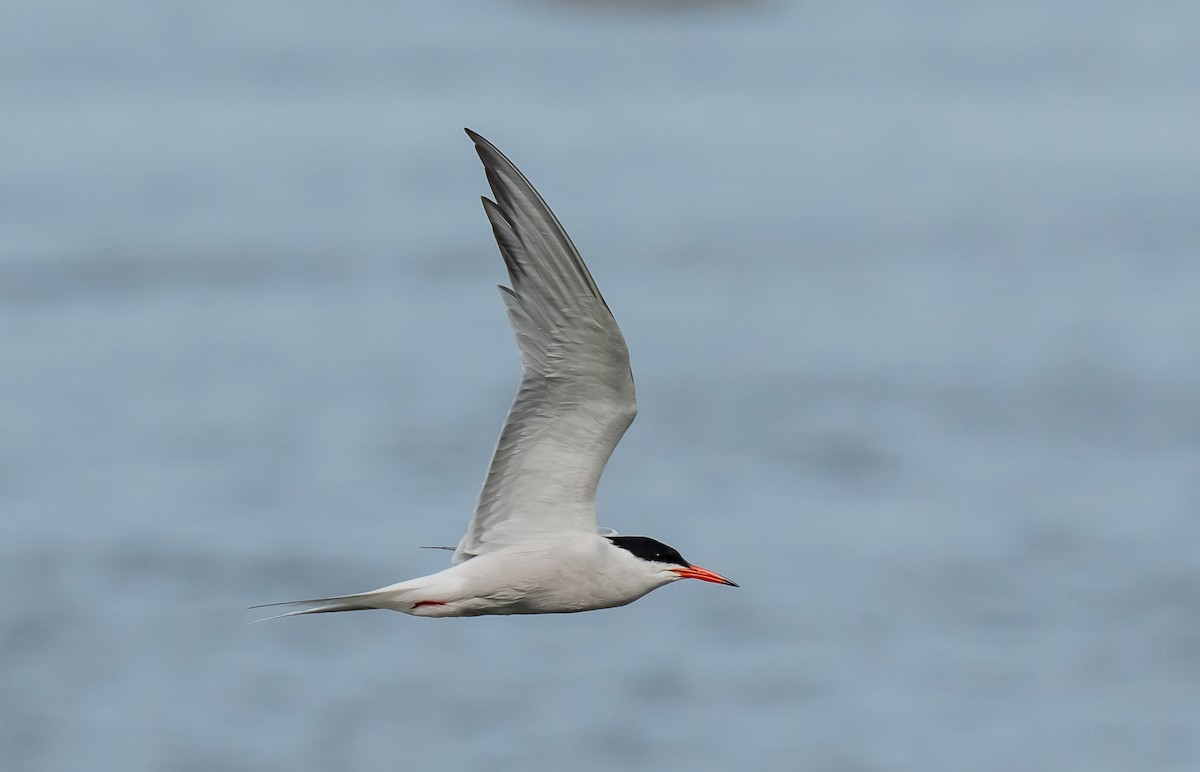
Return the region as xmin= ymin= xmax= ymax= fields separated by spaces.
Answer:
xmin=248 ymin=590 xmax=388 ymax=623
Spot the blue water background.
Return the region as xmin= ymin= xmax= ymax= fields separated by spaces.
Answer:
xmin=2 ymin=2 xmax=1198 ymax=770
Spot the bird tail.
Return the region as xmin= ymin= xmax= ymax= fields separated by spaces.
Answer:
xmin=248 ymin=590 xmax=393 ymax=623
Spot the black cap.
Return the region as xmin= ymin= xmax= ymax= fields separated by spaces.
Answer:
xmin=607 ymin=536 xmax=689 ymax=567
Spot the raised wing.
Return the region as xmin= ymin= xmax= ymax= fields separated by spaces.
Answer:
xmin=453 ymin=129 xmax=637 ymax=563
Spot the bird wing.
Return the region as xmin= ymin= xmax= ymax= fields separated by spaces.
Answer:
xmin=452 ymin=129 xmax=637 ymax=563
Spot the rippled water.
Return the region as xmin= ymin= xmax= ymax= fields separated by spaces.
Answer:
xmin=3 ymin=2 xmax=1198 ymax=770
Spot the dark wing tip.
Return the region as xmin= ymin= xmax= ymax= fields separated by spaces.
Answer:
xmin=464 ymin=128 xmax=498 ymax=151
xmin=463 ymin=128 xmax=607 ymax=306
xmin=465 ymin=128 xmax=501 ymax=162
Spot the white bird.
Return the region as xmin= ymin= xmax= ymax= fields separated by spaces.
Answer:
xmin=254 ymin=129 xmax=736 ymax=620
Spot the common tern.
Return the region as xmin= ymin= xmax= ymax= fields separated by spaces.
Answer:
xmin=254 ymin=129 xmax=736 ymax=620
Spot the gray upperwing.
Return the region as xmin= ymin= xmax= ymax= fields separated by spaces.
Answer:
xmin=453 ymin=130 xmax=637 ymax=563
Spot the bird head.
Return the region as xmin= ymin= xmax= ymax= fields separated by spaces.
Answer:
xmin=606 ymin=535 xmax=738 ymax=587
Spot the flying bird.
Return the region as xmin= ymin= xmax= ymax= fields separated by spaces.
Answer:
xmin=254 ymin=129 xmax=736 ymax=620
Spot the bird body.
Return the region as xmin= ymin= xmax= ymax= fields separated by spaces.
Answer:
xmin=254 ymin=130 xmax=735 ymax=622
xmin=296 ymin=533 xmax=685 ymax=618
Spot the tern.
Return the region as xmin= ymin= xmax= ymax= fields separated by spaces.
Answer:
xmin=254 ymin=129 xmax=736 ymax=620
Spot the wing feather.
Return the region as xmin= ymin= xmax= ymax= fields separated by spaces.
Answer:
xmin=453 ymin=130 xmax=637 ymax=563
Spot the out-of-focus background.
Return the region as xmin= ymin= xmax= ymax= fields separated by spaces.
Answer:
xmin=3 ymin=1 xmax=1198 ymax=770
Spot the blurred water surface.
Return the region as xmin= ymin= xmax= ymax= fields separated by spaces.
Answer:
xmin=2 ymin=1 xmax=1198 ymax=770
